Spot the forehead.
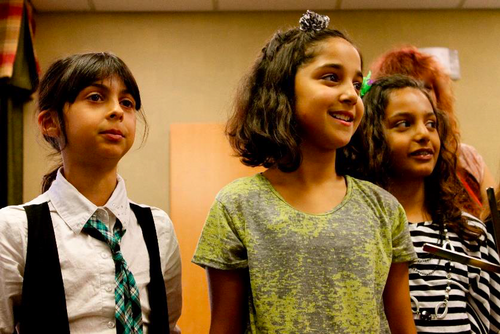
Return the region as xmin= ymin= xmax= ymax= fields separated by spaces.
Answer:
xmin=386 ymin=87 xmax=433 ymax=115
xmin=90 ymin=75 xmax=128 ymax=89
xmin=306 ymin=37 xmax=362 ymax=70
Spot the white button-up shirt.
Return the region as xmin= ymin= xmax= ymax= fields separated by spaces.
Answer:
xmin=0 ymin=170 xmax=182 ymax=333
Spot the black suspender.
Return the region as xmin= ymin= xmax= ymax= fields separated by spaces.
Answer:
xmin=20 ymin=202 xmax=170 ymax=334
xmin=21 ymin=203 xmax=70 ymax=334
xmin=131 ymin=204 xmax=170 ymax=334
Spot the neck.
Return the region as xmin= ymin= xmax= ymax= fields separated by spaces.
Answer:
xmin=266 ymin=144 xmax=339 ymax=184
xmin=388 ymin=177 xmax=430 ymax=223
xmin=61 ymin=162 xmax=119 ymax=206
xmin=263 ymin=144 xmax=347 ymax=214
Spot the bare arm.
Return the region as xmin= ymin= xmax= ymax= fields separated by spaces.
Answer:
xmin=383 ymin=262 xmax=417 ymax=334
xmin=206 ymin=268 xmax=248 ymax=334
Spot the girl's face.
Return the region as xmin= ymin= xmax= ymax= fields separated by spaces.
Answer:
xmin=61 ymin=75 xmax=137 ymax=167
xmin=383 ymin=87 xmax=440 ymax=180
xmin=294 ymin=37 xmax=364 ymax=152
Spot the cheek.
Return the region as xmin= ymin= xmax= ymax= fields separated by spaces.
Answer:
xmin=385 ymin=134 xmax=405 ymax=157
xmin=432 ymin=133 xmax=441 ymax=153
xmin=127 ymin=114 xmax=137 ymax=136
xmin=356 ymin=96 xmax=364 ymax=111
xmin=296 ymin=90 xmax=322 ymax=111
xmin=353 ymin=99 xmax=364 ymax=128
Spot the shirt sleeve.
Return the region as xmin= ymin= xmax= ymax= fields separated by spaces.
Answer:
xmin=152 ymin=208 xmax=183 ymax=334
xmin=390 ymin=204 xmax=417 ymax=263
xmin=0 ymin=206 xmax=27 ymax=334
xmin=459 ymin=143 xmax=485 ymax=185
xmin=192 ymin=199 xmax=248 ymax=270
xmin=467 ymin=220 xmax=500 ymax=333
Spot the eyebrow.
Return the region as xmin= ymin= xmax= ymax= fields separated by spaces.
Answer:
xmin=387 ymin=110 xmax=436 ymax=119
xmin=87 ymin=83 xmax=131 ymax=95
xmin=317 ymin=63 xmax=363 ymax=79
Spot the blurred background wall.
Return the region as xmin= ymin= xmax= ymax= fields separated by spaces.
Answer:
xmin=24 ymin=10 xmax=500 ymax=209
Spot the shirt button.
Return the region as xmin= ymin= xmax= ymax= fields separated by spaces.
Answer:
xmin=101 ymin=252 xmax=108 ymax=259
xmin=107 ymin=321 xmax=115 ymax=328
xmin=105 ymin=285 xmax=113 ymax=293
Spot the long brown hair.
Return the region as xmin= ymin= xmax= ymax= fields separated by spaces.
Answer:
xmin=227 ymin=26 xmax=361 ymax=172
xmin=37 ymin=52 xmax=147 ymax=192
xmin=369 ymin=46 xmax=484 ymax=216
xmin=370 ymin=46 xmax=458 ymax=137
xmin=341 ymin=75 xmax=483 ymax=241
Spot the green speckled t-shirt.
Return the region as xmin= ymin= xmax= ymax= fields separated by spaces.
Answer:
xmin=192 ymin=173 xmax=416 ymax=333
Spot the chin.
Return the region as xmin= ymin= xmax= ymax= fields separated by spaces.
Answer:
xmin=333 ymin=137 xmax=353 ymax=149
xmin=414 ymin=170 xmax=435 ymax=178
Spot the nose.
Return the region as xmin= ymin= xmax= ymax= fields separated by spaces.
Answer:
xmin=107 ymin=100 xmax=124 ymax=121
xmin=414 ymin=122 xmax=430 ymax=142
xmin=339 ymin=82 xmax=358 ymax=106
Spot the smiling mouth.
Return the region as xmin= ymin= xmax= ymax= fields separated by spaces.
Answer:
xmin=328 ymin=112 xmax=353 ymax=122
xmin=410 ymin=149 xmax=434 ymax=157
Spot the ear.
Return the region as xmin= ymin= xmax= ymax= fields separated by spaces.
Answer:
xmin=38 ymin=110 xmax=61 ymax=138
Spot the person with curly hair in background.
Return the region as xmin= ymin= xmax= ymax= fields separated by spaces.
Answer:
xmin=370 ymin=46 xmax=497 ymax=217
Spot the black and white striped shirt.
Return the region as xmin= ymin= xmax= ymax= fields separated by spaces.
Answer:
xmin=408 ymin=213 xmax=500 ymax=334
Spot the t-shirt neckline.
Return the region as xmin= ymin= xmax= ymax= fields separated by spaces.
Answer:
xmin=256 ymin=173 xmax=352 ymax=216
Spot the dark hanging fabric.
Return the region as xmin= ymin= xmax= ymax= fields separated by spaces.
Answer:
xmin=0 ymin=0 xmax=39 ymax=208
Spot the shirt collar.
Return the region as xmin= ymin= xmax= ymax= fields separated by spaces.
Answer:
xmin=47 ymin=169 xmax=131 ymax=233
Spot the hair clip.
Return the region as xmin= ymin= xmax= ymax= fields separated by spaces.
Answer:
xmin=299 ymin=10 xmax=330 ymax=32
xmin=360 ymin=71 xmax=373 ymax=98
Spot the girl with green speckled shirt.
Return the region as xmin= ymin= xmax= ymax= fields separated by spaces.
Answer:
xmin=192 ymin=11 xmax=417 ymax=334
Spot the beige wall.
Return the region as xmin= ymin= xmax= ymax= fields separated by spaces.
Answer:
xmin=25 ymin=10 xmax=500 ymax=211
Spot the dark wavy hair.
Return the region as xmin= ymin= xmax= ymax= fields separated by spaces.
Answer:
xmin=37 ymin=52 xmax=147 ymax=192
xmin=370 ymin=46 xmax=484 ymax=216
xmin=370 ymin=46 xmax=457 ymax=137
xmin=341 ymin=75 xmax=483 ymax=241
xmin=226 ymin=26 xmax=361 ymax=172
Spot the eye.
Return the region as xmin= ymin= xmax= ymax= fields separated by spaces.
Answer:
xmin=394 ymin=120 xmax=411 ymax=129
xmin=121 ymin=98 xmax=136 ymax=110
xmin=322 ymin=73 xmax=339 ymax=82
xmin=426 ymin=120 xmax=437 ymax=129
xmin=87 ymin=93 xmax=103 ymax=102
xmin=353 ymin=81 xmax=362 ymax=92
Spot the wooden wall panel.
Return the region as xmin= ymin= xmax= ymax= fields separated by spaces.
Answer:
xmin=170 ymin=123 xmax=263 ymax=333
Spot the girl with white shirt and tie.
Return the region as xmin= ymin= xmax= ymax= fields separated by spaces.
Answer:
xmin=0 ymin=52 xmax=182 ymax=334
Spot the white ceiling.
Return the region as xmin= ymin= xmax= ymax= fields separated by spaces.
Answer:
xmin=29 ymin=0 xmax=500 ymax=12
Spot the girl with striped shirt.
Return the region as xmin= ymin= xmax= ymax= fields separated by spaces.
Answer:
xmin=342 ymin=75 xmax=500 ymax=333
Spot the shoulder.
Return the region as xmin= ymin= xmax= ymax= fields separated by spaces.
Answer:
xmin=457 ymin=212 xmax=489 ymax=248
xmin=347 ymin=176 xmax=402 ymax=210
xmin=459 ymin=142 xmax=481 ymax=157
xmin=463 ymin=211 xmax=489 ymax=236
xmin=462 ymin=211 xmax=487 ymax=233
xmin=215 ymin=174 xmax=268 ymax=204
xmin=0 ymin=205 xmax=28 ymax=238
xmin=459 ymin=143 xmax=485 ymax=175
xmin=0 ymin=193 xmax=50 ymax=230
xmin=345 ymin=177 xmax=407 ymax=233
xmin=0 ymin=194 xmax=49 ymax=257
xmin=348 ymin=176 xmax=395 ymax=199
xmin=129 ymin=201 xmax=176 ymax=239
